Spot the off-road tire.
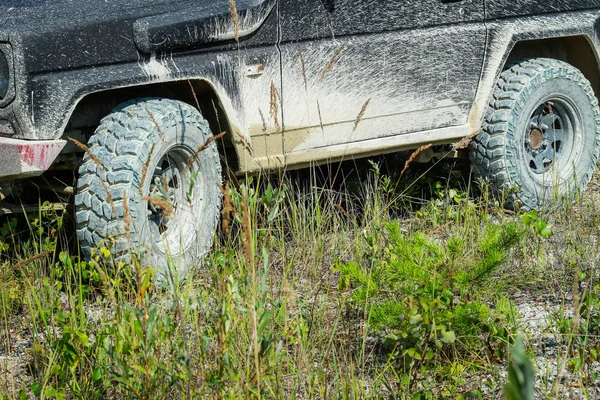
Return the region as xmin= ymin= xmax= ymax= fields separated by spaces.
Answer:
xmin=470 ymin=58 xmax=600 ymax=210
xmin=75 ymin=98 xmax=222 ymax=283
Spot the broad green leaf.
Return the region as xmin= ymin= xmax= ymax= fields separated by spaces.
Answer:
xmin=31 ymin=382 xmax=41 ymax=396
xmin=540 ymin=226 xmax=552 ymax=238
xmin=441 ymin=330 xmax=456 ymax=344
xmin=402 ymin=374 xmax=410 ymax=386
xmin=92 ymin=367 xmax=104 ymax=381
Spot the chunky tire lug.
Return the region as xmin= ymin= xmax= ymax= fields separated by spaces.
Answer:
xmin=470 ymin=58 xmax=600 ymax=210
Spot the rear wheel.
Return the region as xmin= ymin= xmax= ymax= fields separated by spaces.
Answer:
xmin=471 ymin=58 xmax=600 ymax=210
xmin=75 ymin=98 xmax=222 ymax=283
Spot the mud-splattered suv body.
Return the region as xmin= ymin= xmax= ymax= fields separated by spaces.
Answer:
xmin=2 ymin=0 xmax=600 ymax=280
xmin=0 ymin=0 xmax=598 ymax=176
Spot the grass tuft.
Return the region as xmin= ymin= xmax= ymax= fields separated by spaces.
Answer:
xmin=0 ymin=157 xmax=599 ymax=398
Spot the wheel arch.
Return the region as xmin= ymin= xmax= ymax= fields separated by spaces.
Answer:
xmin=468 ymin=28 xmax=600 ymax=134
xmin=506 ymin=36 xmax=600 ymax=100
xmin=62 ymin=79 xmax=241 ymax=173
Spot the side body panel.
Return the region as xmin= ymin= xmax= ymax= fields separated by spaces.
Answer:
xmin=282 ymin=10 xmax=600 ymax=170
xmin=278 ymin=0 xmax=486 ymax=156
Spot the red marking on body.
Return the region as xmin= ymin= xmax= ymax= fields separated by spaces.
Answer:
xmin=18 ymin=144 xmax=36 ymax=165
xmin=18 ymin=143 xmax=58 ymax=168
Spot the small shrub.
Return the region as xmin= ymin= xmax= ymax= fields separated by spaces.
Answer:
xmin=335 ymin=218 xmax=524 ymax=379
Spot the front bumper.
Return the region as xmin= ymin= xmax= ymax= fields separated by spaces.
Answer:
xmin=0 ymin=137 xmax=66 ymax=181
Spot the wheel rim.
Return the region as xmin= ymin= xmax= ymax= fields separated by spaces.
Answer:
xmin=146 ymin=146 xmax=199 ymax=255
xmin=524 ymin=99 xmax=577 ymax=176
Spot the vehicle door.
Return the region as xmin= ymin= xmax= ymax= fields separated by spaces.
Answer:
xmin=278 ymin=0 xmax=487 ymax=155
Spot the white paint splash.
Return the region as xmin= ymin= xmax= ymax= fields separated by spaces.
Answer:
xmin=140 ymin=52 xmax=172 ymax=81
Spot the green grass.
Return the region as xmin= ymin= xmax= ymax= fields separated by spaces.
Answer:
xmin=0 ymin=158 xmax=600 ymax=399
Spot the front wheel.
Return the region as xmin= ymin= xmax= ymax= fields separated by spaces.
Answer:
xmin=470 ymin=58 xmax=600 ymax=210
xmin=75 ymin=98 xmax=222 ymax=283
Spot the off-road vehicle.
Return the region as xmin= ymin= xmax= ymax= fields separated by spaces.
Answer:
xmin=2 ymin=0 xmax=600 ymax=280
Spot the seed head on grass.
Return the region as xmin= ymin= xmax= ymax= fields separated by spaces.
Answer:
xmin=10 ymin=250 xmax=52 ymax=273
xmin=187 ymin=80 xmax=202 ymax=111
xmin=183 ymin=131 xmax=226 ymax=173
xmin=297 ymin=42 xmax=308 ymax=91
xmin=218 ymin=183 xmax=233 ymax=235
xmin=352 ymin=98 xmax=371 ymax=132
xmin=321 ymin=43 xmax=346 ymax=80
xmin=92 ymin=259 xmax=115 ymax=303
xmin=453 ymin=129 xmax=480 ymax=150
xmin=144 ymin=106 xmax=166 ymax=143
xmin=139 ymin=145 xmax=155 ymax=195
xmin=123 ymin=190 xmax=132 ymax=241
xmin=317 ymin=100 xmax=324 ymax=133
xmin=68 ymin=137 xmax=106 ymax=171
xmin=240 ymin=187 xmax=254 ymax=266
xmin=401 ymin=144 xmax=432 ymax=177
xmin=228 ymin=0 xmax=240 ymax=42
xmin=141 ymin=196 xmax=174 ymax=219
xmin=235 ymin=131 xmax=254 ymax=155
xmin=270 ymin=81 xmax=281 ymax=134
xmin=335 ymin=203 xmax=349 ymax=218
xmin=100 ymin=179 xmax=118 ymax=220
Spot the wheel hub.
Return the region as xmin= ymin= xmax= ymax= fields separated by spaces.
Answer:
xmin=524 ymin=101 xmax=569 ymax=175
xmin=147 ymin=151 xmax=186 ymax=241
xmin=527 ymin=128 xmax=544 ymax=150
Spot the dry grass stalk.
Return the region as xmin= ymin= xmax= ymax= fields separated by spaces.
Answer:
xmin=352 ymin=98 xmax=371 ymax=132
xmin=10 ymin=250 xmax=52 ymax=272
xmin=401 ymin=144 xmax=433 ymax=177
xmin=270 ymin=81 xmax=281 ymax=134
xmin=123 ymin=190 xmax=132 ymax=241
xmin=240 ymin=187 xmax=259 ymax=387
xmin=235 ymin=131 xmax=253 ymax=154
xmin=335 ymin=203 xmax=348 ymax=218
xmin=282 ymin=277 xmax=296 ymax=310
xmin=241 ymin=191 xmax=253 ymax=263
xmin=452 ymin=129 xmax=480 ymax=150
xmin=211 ymin=99 xmax=223 ymax=132
xmin=68 ymin=137 xmax=106 ymax=171
xmin=100 ymin=179 xmax=118 ymax=220
xmin=92 ymin=259 xmax=115 ymax=302
xmin=144 ymin=106 xmax=165 ymax=143
xmin=162 ymin=175 xmax=169 ymax=196
xmin=218 ymin=183 xmax=233 ymax=235
xmin=141 ymin=196 xmax=174 ymax=219
xmin=317 ymin=100 xmax=324 ymax=133
xmin=183 ymin=131 xmax=226 ymax=173
xmin=297 ymin=42 xmax=308 ymax=90
xmin=321 ymin=43 xmax=345 ymax=79
xmin=228 ymin=0 xmax=240 ymax=42
xmin=139 ymin=144 xmax=155 ymax=195
xmin=426 ymin=221 xmax=452 ymax=236
xmin=250 ymin=302 xmax=260 ymax=389
xmin=188 ymin=80 xmax=202 ymax=112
